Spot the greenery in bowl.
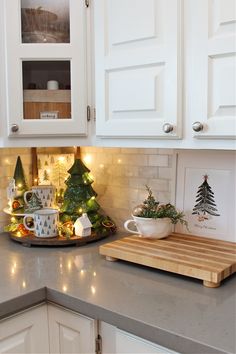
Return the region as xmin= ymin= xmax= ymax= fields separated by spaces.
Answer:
xmin=134 ymin=186 xmax=188 ymax=227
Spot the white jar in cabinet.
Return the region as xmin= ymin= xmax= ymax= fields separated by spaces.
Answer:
xmin=3 ymin=0 xmax=89 ymax=138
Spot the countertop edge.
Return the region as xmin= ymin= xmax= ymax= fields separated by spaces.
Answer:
xmin=0 ymin=286 xmax=231 ymax=354
xmin=0 ymin=287 xmax=46 ymax=320
xmin=46 ymin=288 xmax=229 ymax=354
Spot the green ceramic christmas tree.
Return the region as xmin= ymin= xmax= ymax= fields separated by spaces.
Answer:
xmin=60 ymin=159 xmax=116 ymax=235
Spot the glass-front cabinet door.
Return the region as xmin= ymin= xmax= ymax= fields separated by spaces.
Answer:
xmin=4 ymin=0 xmax=88 ymax=137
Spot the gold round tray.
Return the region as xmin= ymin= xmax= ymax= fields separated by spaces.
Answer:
xmin=8 ymin=231 xmax=111 ymax=247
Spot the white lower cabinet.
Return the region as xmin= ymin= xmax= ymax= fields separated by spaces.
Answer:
xmin=100 ymin=322 xmax=179 ymax=354
xmin=0 ymin=304 xmax=96 ymax=354
xmin=0 ymin=305 xmax=179 ymax=354
xmin=0 ymin=304 xmax=49 ymax=354
xmin=47 ymin=304 xmax=96 ymax=354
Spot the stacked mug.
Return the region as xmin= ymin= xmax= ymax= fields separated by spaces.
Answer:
xmin=23 ymin=185 xmax=59 ymax=238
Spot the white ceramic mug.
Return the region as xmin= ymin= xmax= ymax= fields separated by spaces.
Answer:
xmin=23 ymin=208 xmax=59 ymax=238
xmin=124 ymin=215 xmax=172 ymax=239
xmin=24 ymin=185 xmax=55 ymax=208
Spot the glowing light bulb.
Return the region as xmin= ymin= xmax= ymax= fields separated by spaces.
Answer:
xmin=63 ymin=285 xmax=67 ymax=292
xmin=91 ymin=286 xmax=96 ymax=295
xmin=11 ymin=268 xmax=15 ymax=275
xmin=22 ymin=281 xmax=26 ymax=288
xmin=18 ymin=183 xmax=22 ymax=188
xmin=34 ymin=178 xmax=38 ymax=183
xmin=83 ymin=154 xmax=92 ymax=165
xmin=58 ymin=156 xmax=65 ymax=162
xmin=68 ymin=261 xmax=72 ymax=270
xmin=80 ymin=269 xmax=84 ymax=275
xmin=117 ymin=159 xmax=122 ymax=164
xmin=93 ymin=272 xmax=96 ymax=277
xmin=79 ymin=208 xmax=83 ymax=213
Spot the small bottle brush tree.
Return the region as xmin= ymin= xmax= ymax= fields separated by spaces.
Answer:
xmin=134 ymin=186 xmax=187 ymax=226
xmin=60 ymin=159 xmax=116 ymax=235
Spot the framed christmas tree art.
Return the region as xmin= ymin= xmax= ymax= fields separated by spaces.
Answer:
xmin=175 ymin=151 xmax=236 ymax=242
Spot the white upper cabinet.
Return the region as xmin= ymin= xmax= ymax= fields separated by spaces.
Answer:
xmin=3 ymin=0 xmax=88 ymax=137
xmin=189 ymin=0 xmax=236 ymax=139
xmin=94 ymin=0 xmax=183 ymax=138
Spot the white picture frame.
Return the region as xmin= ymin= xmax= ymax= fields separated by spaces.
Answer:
xmin=37 ymin=153 xmax=74 ymax=189
xmin=175 ymin=150 xmax=236 ymax=242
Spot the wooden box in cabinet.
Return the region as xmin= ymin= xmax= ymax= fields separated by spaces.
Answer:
xmin=23 ymin=89 xmax=71 ymax=119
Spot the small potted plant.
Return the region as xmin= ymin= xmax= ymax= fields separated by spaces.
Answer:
xmin=124 ymin=186 xmax=187 ymax=239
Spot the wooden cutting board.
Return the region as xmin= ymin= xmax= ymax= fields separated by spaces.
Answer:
xmin=99 ymin=233 xmax=236 ymax=287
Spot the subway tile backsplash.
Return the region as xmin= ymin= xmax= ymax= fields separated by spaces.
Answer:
xmin=0 ymin=147 xmax=174 ymax=232
xmin=81 ymin=147 xmax=175 ymax=230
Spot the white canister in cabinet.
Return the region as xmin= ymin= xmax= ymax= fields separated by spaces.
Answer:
xmin=47 ymin=80 xmax=59 ymax=90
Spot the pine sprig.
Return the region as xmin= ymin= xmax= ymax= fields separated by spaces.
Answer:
xmin=138 ymin=186 xmax=188 ymax=227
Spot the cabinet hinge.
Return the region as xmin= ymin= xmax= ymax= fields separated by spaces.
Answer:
xmin=94 ymin=108 xmax=96 ymax=121
xmin=95 ymin=334 xmax=102 ymax=354
xmin=87 ymin=105 xmax=91 ymax=122
xmin=85 ymin=0 xmax=89 ymax=7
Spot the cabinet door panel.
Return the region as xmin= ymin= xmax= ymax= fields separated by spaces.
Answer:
xmin=3 ymin=0 xmax=87 ymax=137
xmin=0 ymin=305 xmax=49 ymax=354
xmin=189 ymin=0 xmax=236 ymax=138
xmin=101 ymin=322 xmax=179 ymax=354
xmin=48 ymin=305 xmax=96 ymax=354
xmin=94 ymin=0 xmax=182 ymax=138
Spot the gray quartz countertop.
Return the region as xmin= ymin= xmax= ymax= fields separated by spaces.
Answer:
xmin=0 ymin=232 xmax=235 ymax=354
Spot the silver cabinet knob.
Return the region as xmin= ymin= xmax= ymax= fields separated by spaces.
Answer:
xmin=11 ymin=124 xmax=19 ymax=133
xmin=163 ymin=123 xmax=174 ymax=133
xmin=192 ymin=121 xmax=203 ymax=132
